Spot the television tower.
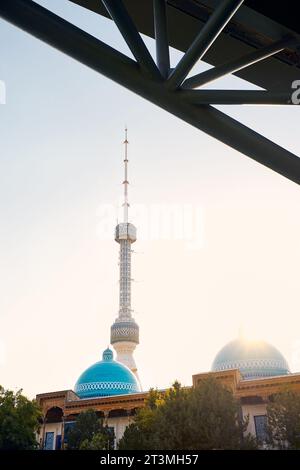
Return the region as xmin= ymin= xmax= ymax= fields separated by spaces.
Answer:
xmin=110 ymin=128 xmax=139 ymax=378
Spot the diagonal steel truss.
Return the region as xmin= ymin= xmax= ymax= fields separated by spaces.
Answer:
xmin=1 ymin=0 xmax=300 ymax=184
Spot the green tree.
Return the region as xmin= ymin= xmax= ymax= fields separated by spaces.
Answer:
xmin=119 ymin=379 xmax=256 ymax=450
xmin=80 ymin=433 xmax=109 ymax=450
xmin=267 ymin=390 xmax=300 ymax=449
xmin=66 ymin=410 xmax=114 ymax=450
xmin=118 ymin=389 xmax=163 ymax=450
xmin=0 ymin=385 xmax=42 ymax=450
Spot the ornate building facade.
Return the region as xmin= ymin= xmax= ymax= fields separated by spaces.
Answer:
xmin=37 ymin=365 xmax=300 ymax=450
xmin=38 ymin=330 xmax=296 ymax=449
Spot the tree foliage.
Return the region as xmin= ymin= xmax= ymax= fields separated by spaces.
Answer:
xmin=119 ymin=379 xmax=256 ymax=450
xmin=80 ymin=432 xmax=109 ymax=450
xmin=0 ymin=385 xmax=42 ymax=450
xmin=66 ymin=410 xmax=114 ymax=450
xmin=267 ymin=390 xmax=300 ymax=449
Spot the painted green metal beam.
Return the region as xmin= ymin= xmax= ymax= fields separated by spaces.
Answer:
xmin=101 ymin=0 xmax=161 ymax=80
xmin=153 ymin=0 xmax=170 ymax=78
xmin=183 ymin=36 xmax=298 ymax=89
xmin=182 ymin=90 xmax=293 ymax=105
xmin=167 ymin=0 xmax=244 ymax=90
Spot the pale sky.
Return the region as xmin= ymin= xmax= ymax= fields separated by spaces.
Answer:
xmin=0 ymin=1 xmax=299 ymax=398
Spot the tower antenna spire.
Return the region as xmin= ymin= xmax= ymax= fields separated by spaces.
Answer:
xmin=123 ymin=126 xmax=129 ymax=223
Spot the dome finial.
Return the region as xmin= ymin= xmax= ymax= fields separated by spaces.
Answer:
xmin=102 ymin=348 xmax=113 ymax=361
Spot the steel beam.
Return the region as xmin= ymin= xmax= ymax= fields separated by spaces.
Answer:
xmin=182 ymin=90 xmax=293 ymax=105
xmin=153 ymin=0 xmax=170 ymax=78
xmin=167 ymin=0 xmax=244 ymax=90
xmin=0 ymin=0 xmax=299 ymax=185
xmin=101 ymin=0 xmax=161 ymax=80
xmin=183 ymin=36 xmax=297 ymax=89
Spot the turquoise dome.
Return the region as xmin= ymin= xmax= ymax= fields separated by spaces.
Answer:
xmin=212 ymin=338 xmax=290 ymax=380
xmin=74 ymin=348 xmax=141 ymax=399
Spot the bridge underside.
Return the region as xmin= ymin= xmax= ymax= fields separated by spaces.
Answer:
xmin=1 ymin=0 xmax=300 ymax=184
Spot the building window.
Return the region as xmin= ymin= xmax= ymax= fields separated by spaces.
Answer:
xmin=44 ymin=431 xmax=55 ymax=450
xmin=63 ymin=421 xmax=75 ymax=445
xmin=106 ymin=426 xmax=115 ymax=450
xmin=55 ymin=434 xmax=62 ymax=450
xmin=254 ymin=415 xmax=268 ymax=443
